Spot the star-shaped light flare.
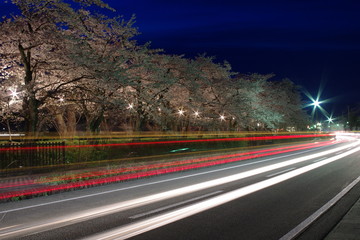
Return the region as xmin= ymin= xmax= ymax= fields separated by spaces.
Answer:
xmin=303 ymin=89 xmax=332 ymax=120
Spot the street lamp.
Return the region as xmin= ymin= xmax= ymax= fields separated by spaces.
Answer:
xmin=303 ymin=89 xmax=332 ymax=122
xmin=325 ymin=116 xmax=333 ymax=123
xmin=312 ymin=99 xmax=321 ymax=108
xmin=10 ymin=89 xmax=18 ymax=98
xmin=178 ymin=109 xmax=185 ymax=116
xmin=127 ymin=103 xmax=134 ymax=110
xmin=8 ymin=87 xmax=19 ymax=105
xmin=316 ymin=122 xmax=322 ymax=131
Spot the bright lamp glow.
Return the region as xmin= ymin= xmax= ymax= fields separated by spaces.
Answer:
xmin=10 ymin=90 xmax=18 ymax=97
xmin=9 ymin=87 xmax=19 ymax=98
xmin=326 ymin=116 xmax=334 ymax=123
xmin=302 ymin=88 xmax=333 ymax=120
xmin=127 ymin=103 xmax=134 ymax=110
xmin=8 ymin=88 xmax=19 ymax=105
xmin=312 ymin=100 xmax=320 ymax=107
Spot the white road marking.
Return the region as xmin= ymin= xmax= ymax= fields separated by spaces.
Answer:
xmin=0 ymin=143 xmax=335 ymax=214
xmin=279 ymin=176 xmax=360 ymax=240
xmin=84 ymin=145 xmax=360 ymax=240
xmin=313 ymin=157 xmax=327 ymax=163
xmin=129 ymin=191 xmax=223 ymax=219
xmin=266 ymin=168 xmax=295 ymax=178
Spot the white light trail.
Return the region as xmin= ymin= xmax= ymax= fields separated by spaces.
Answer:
xmin=0 ymin=142 xmax=333 ymax=215
xmin=86 ymin=145 xmax=360 ymax=240
xmin=1 ymin=141 xmax=359 ymax=239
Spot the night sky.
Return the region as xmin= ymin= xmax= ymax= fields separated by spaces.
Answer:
xmin=1 ymin=0 xmax=360 ymax=117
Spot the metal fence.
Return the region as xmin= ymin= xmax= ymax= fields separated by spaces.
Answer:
xmin=0 ymin=142 xmax=66 ymax=174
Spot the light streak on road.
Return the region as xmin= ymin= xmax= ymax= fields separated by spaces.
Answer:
xmin=11 ymin=141 xmax=333 ymax=185
xmin=0 ymin=141 xmax=336 ymax=200
xmin=85 ymin=144 xmax=360 ymax=240
xmin=1 ymin=140 xmax=358 ymax=239
xmin=0 ymin=141 xmax=327 ymax=189
xmin=0 ymin=141 xmax=339 ymax=215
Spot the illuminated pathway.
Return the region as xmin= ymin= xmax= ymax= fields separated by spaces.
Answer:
xmin=0 ymin=133 xmax=359 ymax=240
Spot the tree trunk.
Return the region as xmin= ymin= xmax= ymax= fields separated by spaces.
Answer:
xmin=23 ymin=94 xmax=39 ymax=135
xmin=55 ymin=113 xmax=67 ymax=137
xmin=66 ymin=105 xmax=77 ymax=136
xmin=87 ymin=109 xmax=104 ymax=133
xmin=6 ymin=118 xmax=12 ymax=142
xmin=19 ymin=44 xmax=39 ymax=135
xmin=134 ymin=108 xmax=147 ymax=131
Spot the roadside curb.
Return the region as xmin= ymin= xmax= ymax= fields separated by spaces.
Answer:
xmin=324 ymin=192 xmax=360 ymax=239
xmin=294 ymin=177 xmax=360 ymax=240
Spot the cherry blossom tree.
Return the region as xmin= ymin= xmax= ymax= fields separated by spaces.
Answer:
xmin=0 ymin=0 xmax=113 ymax=135
xmin=0 ymin=0 xmax=310 ymax=134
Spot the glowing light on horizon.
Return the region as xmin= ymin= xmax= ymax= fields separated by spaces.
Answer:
xmin=178 ymin=109 xmax=185 ymax=116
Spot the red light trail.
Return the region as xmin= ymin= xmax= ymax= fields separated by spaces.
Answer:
xmin=0 ymin=140 xmax=335 ymax=200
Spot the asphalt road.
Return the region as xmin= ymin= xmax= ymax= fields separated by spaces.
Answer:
xmin=0 ymin=134 xmax=360 ymax=240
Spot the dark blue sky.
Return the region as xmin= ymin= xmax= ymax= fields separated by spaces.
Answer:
xmin=1 ymin=0 xmax=359 ymax=115
xmin=105 ymin=0 xmax=360 ymax=115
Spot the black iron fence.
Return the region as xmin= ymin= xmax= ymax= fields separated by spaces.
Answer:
xmin=0 ymin=142 xmax=66 ymax=174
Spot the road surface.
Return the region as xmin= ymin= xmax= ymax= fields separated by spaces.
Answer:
xmin=0 ymin=133 xmax=359 ymax=240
